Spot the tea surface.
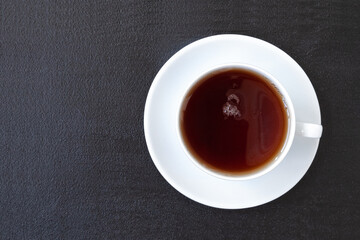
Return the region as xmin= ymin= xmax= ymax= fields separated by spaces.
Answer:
xmin=180 ymin=68 xmax=288 ymax=174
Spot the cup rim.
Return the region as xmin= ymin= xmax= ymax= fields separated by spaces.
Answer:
xmin=176 ymin=63 xmax=296 ymax=181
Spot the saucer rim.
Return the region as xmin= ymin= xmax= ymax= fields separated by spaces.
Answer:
xmin=144 ymin=34 xmax=321 ymax=209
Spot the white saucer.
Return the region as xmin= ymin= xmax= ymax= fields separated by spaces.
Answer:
xmin=144 ymin=35 xmax=322 ymax=209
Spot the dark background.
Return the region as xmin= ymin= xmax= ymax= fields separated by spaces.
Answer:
xmin=1 ymin=0 xmax=359 ymax=239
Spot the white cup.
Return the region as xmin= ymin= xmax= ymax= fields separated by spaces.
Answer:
xmin=176 ymin=63 xmax=323 ymax=181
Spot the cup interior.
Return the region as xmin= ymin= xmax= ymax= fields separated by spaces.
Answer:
xmin=177 ymin=63 xmax=296 ymax=180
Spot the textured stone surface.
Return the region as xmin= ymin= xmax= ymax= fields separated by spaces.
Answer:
xmin=0 ymin=0 xmax=359 ymax=239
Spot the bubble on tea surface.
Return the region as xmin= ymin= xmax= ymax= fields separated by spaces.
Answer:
xmin=223 ymin=94 xmax=242 ymax=120
xmin=227 ymin=93 xmax=240 ymax=104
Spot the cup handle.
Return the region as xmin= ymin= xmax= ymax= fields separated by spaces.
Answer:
xmin=296 ymin=122 xmax=323 ymax=138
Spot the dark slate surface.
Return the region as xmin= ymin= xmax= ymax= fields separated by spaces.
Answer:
xmin=1 ymin=0 xmax=359 ymax=239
